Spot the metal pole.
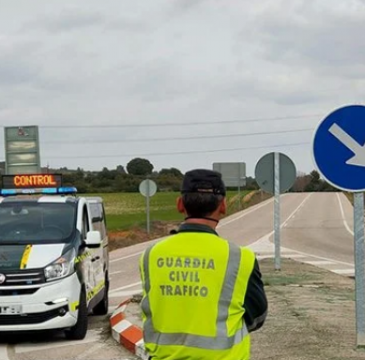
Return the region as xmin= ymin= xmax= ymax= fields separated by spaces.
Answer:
xmin=274 ymin=152 xmax=281 ymax=270
xmin=146 ymin=180 xmax=150 ymax=234
xmin=238 ymin=183 xmax=241 ymax=211
xmin=354 ymin=192 xmax=365 ymax=347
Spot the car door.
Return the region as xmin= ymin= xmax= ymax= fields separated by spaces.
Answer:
xmin=80 ymin=207 xmax=95 ymax=304
xmin=87 ymin=203 xmax=104 ymax=295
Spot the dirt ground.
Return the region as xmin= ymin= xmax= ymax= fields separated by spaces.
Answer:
xmin=251 ymin=258 xmax=365 ymax=360
xmin=108 ymin=221 xmax=180 ymax=251
xmin=127 ymin=258 xmax=365 ymax=360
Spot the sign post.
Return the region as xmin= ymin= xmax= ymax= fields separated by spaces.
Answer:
xmin=354 ymin=192 xmax=365 ymax=346
xmin=274 ymin=152 xmax=280 ymax=270
xmin=312 ymin=104 xmax=365 ymax=348
xmin=212 ymin=162 xmax=246 ymax=210
xmin=255 ymin=152 xmax=296 ymax=270
xmin=139 ymin=179 xmax=157 ymax=234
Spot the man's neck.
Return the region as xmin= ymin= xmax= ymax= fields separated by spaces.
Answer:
xmin=183 ymin=218 xmax=218 ymax=230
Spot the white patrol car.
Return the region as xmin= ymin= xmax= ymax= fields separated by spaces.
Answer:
xmin=0 ymin=174 xmax=109 ymax=340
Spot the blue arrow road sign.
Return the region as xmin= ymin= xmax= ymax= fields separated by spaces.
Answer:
xmin=313 ymin=105 xmax=365 ymax=192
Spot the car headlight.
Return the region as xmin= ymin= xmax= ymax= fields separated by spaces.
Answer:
xmin=45 ymin=248 xmax=76 ymax=281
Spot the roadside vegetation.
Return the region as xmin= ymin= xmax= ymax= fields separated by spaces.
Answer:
xmin=93 ymin=190 xmax=250 ymax=231
xmin=92 ymin=190 xmax=272 ymax=250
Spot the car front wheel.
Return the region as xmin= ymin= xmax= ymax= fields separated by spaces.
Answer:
xmin=64 ymin=288 xmax=88 ymax=340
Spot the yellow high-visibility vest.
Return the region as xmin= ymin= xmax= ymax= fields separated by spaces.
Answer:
xmin=139 ymin=231 xmax=256 ymax=360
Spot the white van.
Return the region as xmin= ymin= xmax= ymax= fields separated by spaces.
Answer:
xmin=0 ymin=174 xmax=109 ymax=340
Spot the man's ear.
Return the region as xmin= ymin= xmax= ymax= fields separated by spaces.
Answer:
xmin=177 ymin=196 xmax=185 ymax=213
xmin=219 ymin=197 xmax=227 ymax=215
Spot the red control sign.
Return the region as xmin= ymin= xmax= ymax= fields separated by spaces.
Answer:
xmin=2 ymin=174 xmax=63 ymax=189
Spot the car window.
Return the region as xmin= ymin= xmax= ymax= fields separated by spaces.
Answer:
xmin=0 ymin=202 xmax=77 ymax=244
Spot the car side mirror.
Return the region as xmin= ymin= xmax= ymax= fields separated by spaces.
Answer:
xmin=85 ymin=231 xmax=102 ymax=248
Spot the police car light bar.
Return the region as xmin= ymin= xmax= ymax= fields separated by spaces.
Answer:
xmin=0 ymin=187 xmax=78 ymax=196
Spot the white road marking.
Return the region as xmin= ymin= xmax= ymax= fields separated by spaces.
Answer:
xmin=305 ymin=260 xmax=337 ymax=266
xmin=336 ymin=193 xmax=354 ymax=236
xmin=110 ymin=251 xmax=143 ymax=263
xmin=110 ymin=289 xmax=142 ymax=298
xmin=248 ymin=205 xmax=356 ymax=278
xmin=281 ymin=193 xmax=312 ymax=228
xmin=282 ymin=254 xmax=307 ymax=259
xmin=110 ymin=281 xmax=142 ymax=293
xmin=257 ymin=253 xmax=306 ymax=260
xmin=217 ymin=196 xmax=276 ymax=228
xmin=332 ymin=269 xmax=355 ymax=275
xmin=245 ymin=195 xmax=312 ymax=253
xmin=281 ymin=247 xmax=354 ymax=267
xmin=256 ymin=255 xmax=273 ymax=260
xmin=15 ymin=330 xmax=99 ymax=353
xmin=110 ymin=270 xmax=124 ymax=275
xmin=0 ymin=345 xmax=9 ymax=360
xmin=260 ymin=193 xmax=312 ymax=242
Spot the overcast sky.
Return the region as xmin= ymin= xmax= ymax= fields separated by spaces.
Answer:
xmin=0 ymin=0 xmax=364 ymax=176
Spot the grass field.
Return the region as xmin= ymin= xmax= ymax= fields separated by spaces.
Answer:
xmin=86 ymin=190 xmax=251 ymax=231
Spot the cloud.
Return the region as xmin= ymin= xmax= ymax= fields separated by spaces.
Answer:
xmin=29 ymin=7 xmax=106 ymax=33
xmin=253 ymin=1 xmax=365 ymax=71
xmin=0 ymin=0 xmax=364 ymax=175
xmin=0 ymin=35 xmax=42 ymax=86
xmin=105 ymin=17 xmax=153 ymax=33
xmin=171 ymin=0 xmax=209 ymax=12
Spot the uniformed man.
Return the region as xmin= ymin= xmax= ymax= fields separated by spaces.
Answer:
xmin=139 ymin=169 xmax=268 ymax=360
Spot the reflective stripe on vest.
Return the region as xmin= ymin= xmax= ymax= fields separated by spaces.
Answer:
xmin=141 ymin=242 xmax=249 ymax=350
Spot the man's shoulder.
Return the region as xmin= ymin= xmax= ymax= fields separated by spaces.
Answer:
xmin=141 ymin=235 xmax=176 ymax=254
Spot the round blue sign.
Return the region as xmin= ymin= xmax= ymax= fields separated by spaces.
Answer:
xmin=312 ymin=104 xmax=365 ymax=192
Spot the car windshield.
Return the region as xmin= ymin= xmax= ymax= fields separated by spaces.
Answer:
xmin=0 ymin=201 xmax=76 ymax=244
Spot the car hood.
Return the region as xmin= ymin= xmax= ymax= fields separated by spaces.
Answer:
xmin=0 ymin=243 xmax=66 ymax=270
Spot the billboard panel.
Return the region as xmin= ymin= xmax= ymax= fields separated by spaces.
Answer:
xmin=212 ymin=162 xmax=246 ymax=187
xmin=4 ymin=126 xmax=41 ymax=175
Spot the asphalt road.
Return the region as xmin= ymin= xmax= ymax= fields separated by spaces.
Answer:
xmin=280 ymin=192 xmax=354 ymax=264
xmin=0 ymin=192 xmax=356 ymax=359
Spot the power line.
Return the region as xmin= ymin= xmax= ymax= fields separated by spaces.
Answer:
xmin=42 ymin=141 xmax=310 ymax=159
xmin=45 ymin=127 xmax=314 ymax=144
xmin=11 ymin=113 xmax=322 ymax=129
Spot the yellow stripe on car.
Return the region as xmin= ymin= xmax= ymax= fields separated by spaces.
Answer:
xmin=70 ymin=301 xmax=79 ymax=311
xmin=87 ymin=280 xmax=105 ymax=301
xmin=20 ymin=245 xmax=32 ymax=269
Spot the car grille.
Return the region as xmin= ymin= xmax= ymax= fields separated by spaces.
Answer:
xmin=0 ymin=269 xmax=45 ymax=286
xmin=0 ymin=306 xmax=68 ymax=325
xmin=0 ymin=288 xmax=39 ymax=296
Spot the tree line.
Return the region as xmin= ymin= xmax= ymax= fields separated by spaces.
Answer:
xmin=56 ymin=158 xmax=185 ymax=193
xmin=291 ymin=170 xmax=337 ymax=192
xmin=36 ymin=157 xmax=337 ymax=194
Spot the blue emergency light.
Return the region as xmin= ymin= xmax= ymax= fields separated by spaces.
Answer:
xmin=0 ymin=187 xmax=78 ymax=197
